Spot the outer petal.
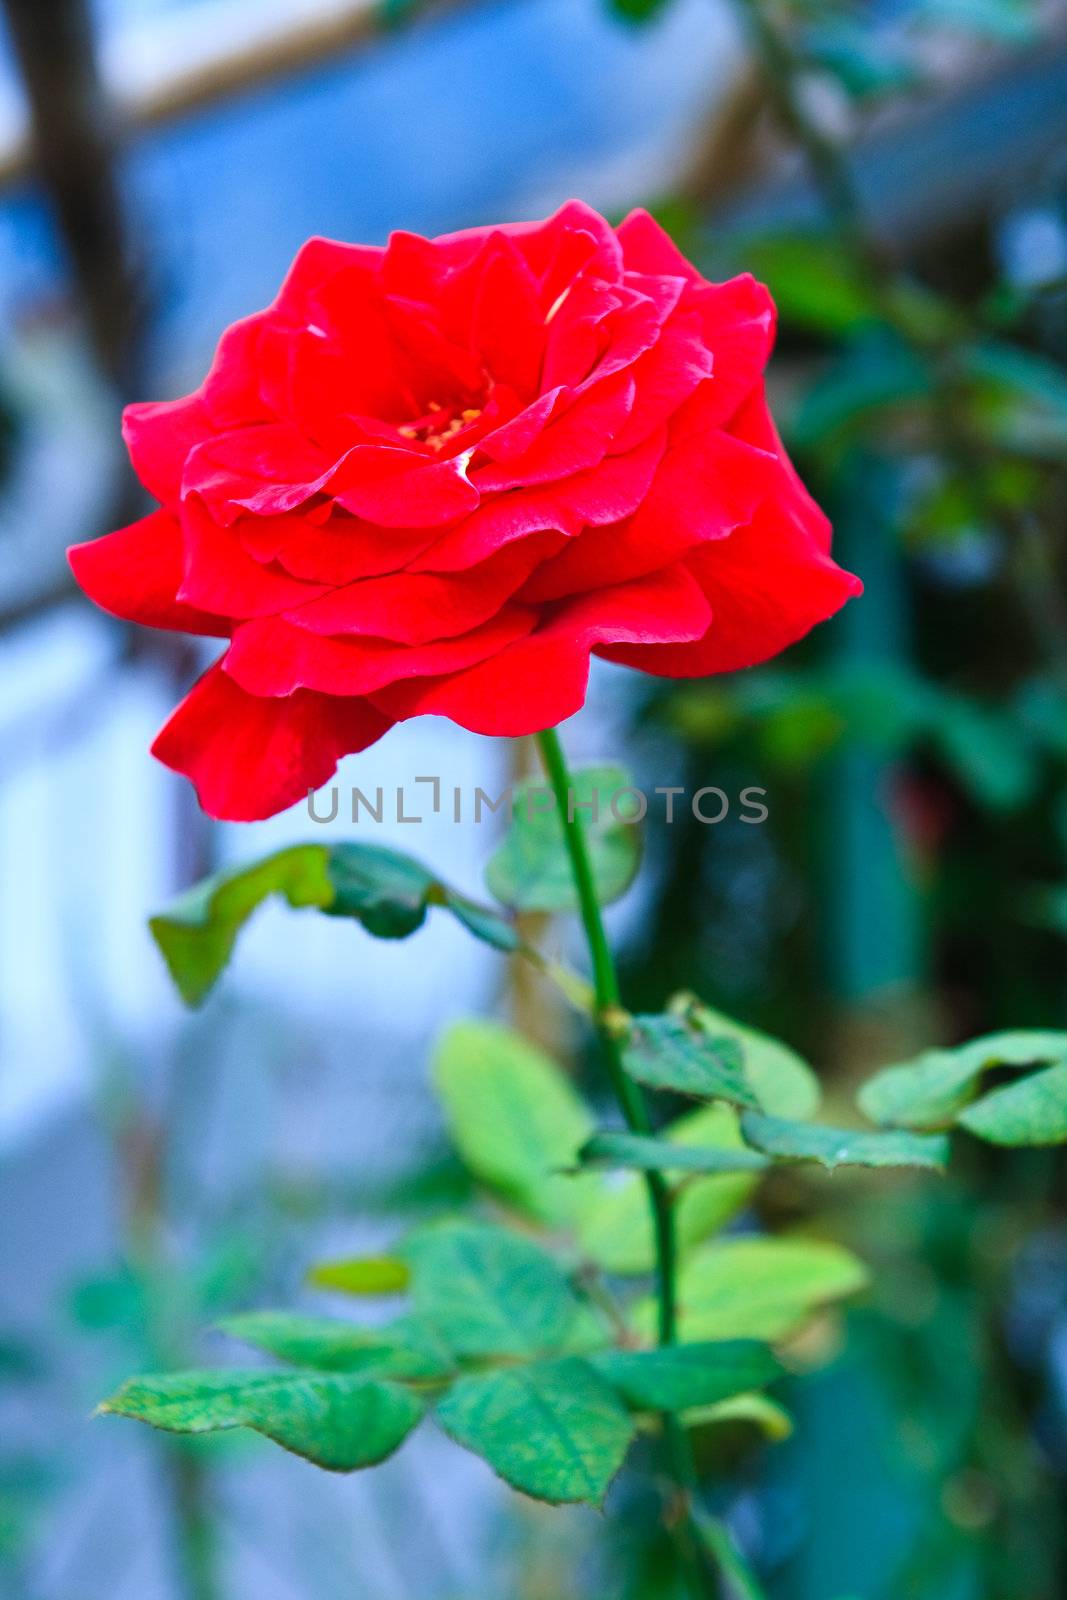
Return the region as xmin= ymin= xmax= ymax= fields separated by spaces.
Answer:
xmin=599 ymin=496 xmax=862 ymax=677
xmin=372 ymin=562 xmax=712 ymax=734
xmin=730 ymin=384 xmax=832 ymax=552
xmin=68 ymin=510 xmax=230 ymax=636
xmin=151 ymin=660 xmax=390 ymax=821
xmin=223 ymin=604 xmax=537 ymax=697
xmin=122 ymin=314 xmax=272 ymax=503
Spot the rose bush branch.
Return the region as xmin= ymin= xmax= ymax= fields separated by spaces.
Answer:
xmin=536 ymin=725 xmax=711 ymax=1591
xmin=64 ymin=203 xmax=1067 ymax=1594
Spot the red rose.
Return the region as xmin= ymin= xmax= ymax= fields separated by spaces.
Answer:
xmin=69 ymin=201 xmax=860 ymax=820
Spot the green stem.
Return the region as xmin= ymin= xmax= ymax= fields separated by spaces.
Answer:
xmin=535 ymin=727 xmax=712 ymax=1597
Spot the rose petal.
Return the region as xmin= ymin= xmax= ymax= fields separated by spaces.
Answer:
xmin=599 ymin=494 xmax=862 ymax=677
xmin=68 ymin=510 xmax=230 ymax=636
xmin=152 ymin=659 xmax=390 ymax=821
xmin=730 ymin=384 xmax=832 ymax=552
xmin=223 ymin=603 xmax=537 ymax=697
xmin=285 ymin=531 xmax=563 ymax=643
xmin=372 ymin=561 xmax=711 ymax=734
xmin=239 ymin=510 xmax=443 ymax=585
xmin=411 ymin=428 xmax=666 ymax=573
xmin=470 ymin=232 xmax=545 ymax=399
xmin=179 ymin=499 xmax=330 ymax=616
xmin=520 ymin=423 xmax=776 ymax=601
xmin=473 ymin=371 xmax=635 ymax=490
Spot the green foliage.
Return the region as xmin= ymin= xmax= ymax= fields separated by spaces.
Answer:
xmin=217 ymin=1312 xmax=452 ymax=1379
xmin=401 ymin=1221 xmax=600 ymax=1359
xmin=432 ymin=1021 xmax=596 ymax=1224
xmin=739 ymin=1111 xmax=950 ymax=1170
xmin=99 ymin=1370 xmax=425 ymax=1472
xmin=150 ymin=845 xmax=334 ymax=1006
xmin=683 ymin=1392 xmax=794 ymax=1441
xmin=485 ymin=765 xmax=641 ymax=911
xmin=579 ymin=1129 xmax=769 ymax=1175
xmin=435 ymin=1358 xmax=634 ymax=1506
xmin=957 ymin=1062 xmax=1067 ymax=1145
xmin=663 ymin=1237 xmax=869 ymax=1341
xmin=622 ymin=1014 xmax=757 ymax=1107
xmin=304 ymin=1255 xmax=411 ymax=1294
xmin=151 ymin=842 xmax=516 ymax=1005
xmin=858 ymin=1029 xmax=1067 ymax=1128
xmin=576 ymin=1105 xmax=763 ymax=1274
xmin=588 ymin=1342 xmax=782 ymax=1411
xmin=681 ymin=999 xmax=821 ymax=1117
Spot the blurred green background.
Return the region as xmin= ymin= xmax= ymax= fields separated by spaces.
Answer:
xmin=0 ymin=0 xmax=1065 ymax=1596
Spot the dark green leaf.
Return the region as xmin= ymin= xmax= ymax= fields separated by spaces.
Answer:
xmin=858 ymin=1029 xmax=1067 ymax=1128
xmin=579 ymin=1130 xmax=768 ymax=1176
xmin=684 ymin=1000 xmax=820 ymax=1117
xmin=150 ymin=846 xmax=333 ymax=1006
xmin=607 ymin=0 xmax=672 ymax=24
xmin=326 ymin=842 xmax=517 ymax=949
xmin=913 ymin=0 xmax=1037 ymax=44
xmin=958 ymin=1062 xmax=1067 ymax=1145
xmin=305 ymin=1255 xmax=411 ymax=1295
xmin=485 ymin=765 xmax=641 ymax=911
xmin=623 ymin=1015 xmax=757 ymax=1107
xmin=100 ymin=1370 xmax=424 ymax=1471
xmin=435 ymin=1357 xmax=633 ymax=1505
xmin=217 ymin=1312 xmax=451 ymax=1379
xmin=402 ymin=1222 xmax=599 ymax=1358
xmin=804 ymin=24 xmax=920 ymax=100
xmin=432 ymin=1021 xmax=595 ymax=1225
xmin=590 ymin=1341 xmax=781 ymax=1412
xmin=739 ymin=1111 xmax=949 ymax=1171
xmin=738 ymin=232 xmax=881 ymax=334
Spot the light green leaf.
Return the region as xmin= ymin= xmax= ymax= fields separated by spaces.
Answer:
xmin=305 ymin=1255 xmax=411 ymax=1295
xmin=683 ymin=1392 xmax=794 ymax=1440
xmin=858 ymin=1029 xmax=1067 ymax=1128
xmin=100 ymin=1370 xmax=424 ymax=1471
xmin=216 ymin=1312 xmax=451 ymax=1379
xmin=402 ymin=1222 xmax=599 ymax=1358
xmin=435 ymin=1357 xmax=633 ymax=1505
xmin=958 ymin=1062 xmax=1067 ymax=1145
xmin=665 ymin=1237 xmax=869 ymax=1341
xmin=485 ymin=765 xmax=641 ymax=911
xmin=684 ymin=1000 xmax=820 ymax=1117
xmin=579 ymin=1130 xmax=768 ymax=1176
xmin=151 ymin=843 xmax=516 ymax=1008
xmin=150 ymin=846 xmax=333 ymax=1006
xmin=432 ymin=1021 xmax=595 ymax=1224
xmin=590 ymin=1341 xmax=781 ymax=1411
xmin=622 ymin=1015 xmax=756 ymax=1107
xmin=577 ymin=1106 xmax=762 ymax=1275
xmin=740 ymin=1111 xmax=949 ymax=1171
